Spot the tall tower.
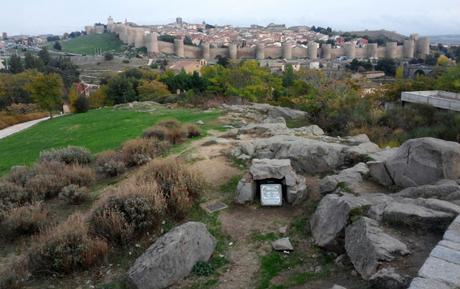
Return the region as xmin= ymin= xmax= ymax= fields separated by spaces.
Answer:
xmin=107 ymin=16 xmax=114 ymax=32
xmin=176 ymin=17 xmax=183 ymax=27
xmin=256 ymin=43 xmax=265 ymax=60
xmin=282 ymin=42 xmax=292 ymax=60
xmin=174 ymin=37 xmax=185 ymax=58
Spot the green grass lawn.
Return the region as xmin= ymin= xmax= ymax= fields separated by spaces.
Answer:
xmin=55 ymin=33 xmax=124 ymax=55
xmin=0 ymin=108 xmax=221 ymax=175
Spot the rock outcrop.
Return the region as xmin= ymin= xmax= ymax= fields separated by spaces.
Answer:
xmin=320 ymin=162 xmax=369 ymax=195
xmin=369 ymin=267 xmax=410 ymax=289
xmin=235 ymin=159 xmax=307 ymax=204
xmin=345 ymin=217 xmax=409 ymax=279
xmin=127 ymin=222 xmax=216 ymax=289
xmin=310 ymin=193 xmax=371 ymax=250
xmin=370 ymin=138 xmax=460 ymax=188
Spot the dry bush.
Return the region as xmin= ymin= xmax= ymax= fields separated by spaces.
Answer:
xmin=137 ymin=159 xmax=206 ymax=219
xmin=95 ymin=150 xmax=127 ymax=177
xmin=0 ymin=182 xmax=31 ymax=215
xmin=59 ymin=185 xmax=90 ymax=205
xmin=24 ymin=161 xmax=96 ymax=199
xmin=39 ymin=146 xmax=93 ymax=165
xmin=1 ymin=202 xmax=49 ymax=239
xmin=143 ymin=119 xmax=187 ymax=145
xmin=185 ymin=124 xmax=201 ymax=138
xmin=0 ymin=257 xmax=28 ymax=289
xmin=6 ymin=166 xmax=33 ymax=186
xmin=0 ymin=111 xmax=47 ymax=130
xmin=89 ymin=179 xmax=166 ymax=246
xmin=121 ymin=139 xmax=170 ymax=167
xmin=28 ymin=214 xmax=108 ymax=276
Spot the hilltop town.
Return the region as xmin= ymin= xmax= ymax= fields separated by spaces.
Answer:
xmin=1 ymin=9 xmax=460 ymax=289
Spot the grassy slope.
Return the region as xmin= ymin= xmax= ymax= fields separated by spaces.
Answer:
xmin=58 ymin=33 xmax=124 ymax=55
xmin=0 ymin=108 xmax=220 ymax=175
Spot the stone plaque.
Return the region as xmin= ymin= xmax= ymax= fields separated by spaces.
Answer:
xmin=260 ymin=183 xmax=283 ymax=206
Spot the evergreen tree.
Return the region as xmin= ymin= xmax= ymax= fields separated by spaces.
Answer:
xmin=9 ymin=54 xmax=24 ymax=74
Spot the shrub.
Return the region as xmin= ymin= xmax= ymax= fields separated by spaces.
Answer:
xmin=0 ymin=182 xmax=30 ymax=214
xmin=185 ymin=124 xmax=201 ymax=138
xmin=104 ymin=53 xmax=114 ymax=61
xmin=192 ymin=261 xmax=214 ymax=276
xmin=28 ymin=214 xmax=108 ymax=276
xmin=59 ymin=185 xmax=90 ymax=205
xmin=143 ymin=120 xmax=186 ymax=145
xmin=75 ymin=95 xmax=90 ymax=113
xmin=95 ymin=150 xmax=127 ymax=177
xmin=138 ymin=159 xmax=205 ymax=219
xmin=121 ymin=139 xmax=170 ymax=167
xmin=25 ymin=161 xmax=96 ymax=199
xmin=7 ymin=166 xmax=33 ymax=186
xmin=89 ymin=179 xmax=166 ymax=246
xmin=39 ymin=146 xmax=93 ymax=165
xmin=1 ymin=202 xmax=49 ymax=239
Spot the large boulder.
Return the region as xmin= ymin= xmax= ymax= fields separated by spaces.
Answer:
xmin=320 ymin=163 xmax=369 ymax=195
xmin=369 ymin=267 xmax=410 ymax=289
xmin=310 ymin=193 xmax=371 ymax=250
xmin=238 ymin=118 xmax=292 ymax=137
xmin=382 ymin=201 xmax=455 ymax=232
xmin=345 ymin=217 xmax=409 ymax=279
xmin=395 ymin=183 xmax=460 ymax=202
xmin=385 ymin=138 xmax=460 ymax=188
xmin=127 ymin=222 xmax=216 ymax=289
xmin=267 ymin=105 xmax=308 ymax=120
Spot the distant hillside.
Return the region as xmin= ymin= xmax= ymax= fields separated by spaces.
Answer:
xmin=429 ymin=35 xmax=460 ymax=45
xmin=51 ymin=33 xmax=124 ymax=55
xmin=347 ymin=29 xmax=407 ymax=43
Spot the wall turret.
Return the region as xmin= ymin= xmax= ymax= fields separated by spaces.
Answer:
xmin=321 ymin=44 xmax=332 ymax=60
xmin=256 ymin=43 xmax=265 ymax=60
xmin=307 ymin=41 xmax=318 ymax=60
xmin=386 ymin=42 xmax=397 ymax=59
xmin=146 ymin=32 xmax=159 ymax=56
xmin=229 ymin=43 xmax=238 ymax=60
xmin=367 ymin=43 xmax=378 ymax=59
xmin=134 ymin=28 xmax=145 ymax=48
xmin=344 ymin=43 xmax=356 ymax=59
xmin=174 ymin=37 xmax=185 ymax=58
xmin=127 ymin=27 xmax=136 ymax=46
xmin=201 ymin=42 xmax=210 ymax=59
xmin=417 ymin=37 xmax=430 ymax=59
xmin=282 ymin=42 xmax=292 ymax=60
xmin=403 ymin=39 xmax=415 ymax=58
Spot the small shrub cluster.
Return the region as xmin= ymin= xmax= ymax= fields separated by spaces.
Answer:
xmin=95 ymin=150 xmax=127 ymax=177
xmin=89 ymin=179 xmax=166 ymax=246
xmin=0 ymin=202 xmax=49 ymax=239
xmin=38 ymin=146 xmax=93 ymax=165
xmin=59 ymin=185 xmax=90 ymax=205
xmin=0 ymin=182 xmax=31 ymax=214
xmin=137 ymin=159 xmax=205 ymax=219
xmin=28 ymin=214 xmax=108 ymax=276
xmin=192 ymin=261 xmax=215 ymax=276
xmin=121 ymin=138 xmax=170 ymax=167
xmin=143 ymin=119 xmax=201 ymax=145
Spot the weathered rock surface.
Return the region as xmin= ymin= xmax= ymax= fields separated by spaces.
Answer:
xmin=272 ymin=237 xmax=294 ymax=251
xmin=395 ymin=183 xmax=460 ymax=202
xmin=382 ymin=201 xmax=455 ymax=231
xmin=369 ymin=267 xmax=409 ymax=289
xmin=235 ymin=159 xmax=307 ymax=204
xmin=320 ymin=163 xmax=369 ymax=195
xmin=408 ymin=277 xmax=453 ymax=289
xmin=291 ymin=125 xmax=325 ymax=137
xmin=310 ymin=193 xmax=371 ymax=250
xmin=345 ymin=217 xmax=409 ymax=279
xmin=127 ymin=222 xmax=216 ymax=289
xmin=383 ymin=138 xmax=460 ymax=188
xmin=222 ymin=103 xmax=308 ymax=121
xmin=233 ymin=135 xmax=379 ymax=174
xmin=238 ymin=118 xmax=292 ymax=137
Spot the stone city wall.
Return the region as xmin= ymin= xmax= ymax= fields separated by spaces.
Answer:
xmin=109 ymin=23 xmax=431 ymax=60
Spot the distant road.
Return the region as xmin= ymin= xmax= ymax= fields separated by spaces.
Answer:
xmin=0 ymin=116 xmax=51 ymax=140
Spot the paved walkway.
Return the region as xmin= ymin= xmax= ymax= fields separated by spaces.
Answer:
xmin=0 ymin=116 xmax=51 ymax=140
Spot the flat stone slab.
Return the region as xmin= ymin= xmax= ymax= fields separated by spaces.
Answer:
xmin=408 ymin=277 xmax=453 ymax=289
xmin=200 ymin=200 xmax=228 ymax=214
xmin=431 ymin=244 xmax=460 ymax=265
xmin=418 ymin=256 xmax=460 ymax=286
xmin=444 ymin=222 xmax=460 ymax=243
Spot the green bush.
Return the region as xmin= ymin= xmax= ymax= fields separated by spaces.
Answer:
xmin=39 ymin=146 xmax=93 ymax=165
xmin=192 ymin=261 xmax=214 ymax=276
xmin=75 ymin=95 xmax=90 ymax=113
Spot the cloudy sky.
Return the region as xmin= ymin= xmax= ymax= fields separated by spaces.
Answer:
xmin=2 ymin=0 xmax=460 ymax=36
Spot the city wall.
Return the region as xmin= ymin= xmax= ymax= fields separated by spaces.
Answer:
xmin=109 ymin=23 xmax=430 ymax=61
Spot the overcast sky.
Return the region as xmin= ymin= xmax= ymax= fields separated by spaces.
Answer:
xmin=2 ymin=0 xmax=460 ymax=36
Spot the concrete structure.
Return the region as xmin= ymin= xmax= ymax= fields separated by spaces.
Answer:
xmin=107 ymin=19 xmax=432 ymax=61
xmin=1 ymin=32 xmax=7 ymax=40
xmin=401 ymin=91 xmax=460 ymax=112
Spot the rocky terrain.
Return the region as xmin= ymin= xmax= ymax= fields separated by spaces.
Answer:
xmin=125 ymin=103 xmax=460 ymax=289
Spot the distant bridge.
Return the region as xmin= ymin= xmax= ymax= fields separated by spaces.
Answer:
xmin=401 ymin=91 xmax=460 ymax=112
